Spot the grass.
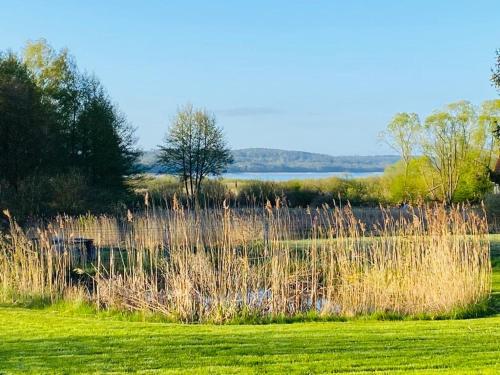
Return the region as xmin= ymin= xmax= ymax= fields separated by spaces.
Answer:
xmin=0 ymin=238 xmax=498 ymax=373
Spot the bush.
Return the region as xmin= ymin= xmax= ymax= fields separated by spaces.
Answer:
xmin=0 ymin=171 xmax=135 ymax=220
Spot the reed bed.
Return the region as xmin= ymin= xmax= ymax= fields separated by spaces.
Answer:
xmin=0 ymin=203 xmax=491 ymax=322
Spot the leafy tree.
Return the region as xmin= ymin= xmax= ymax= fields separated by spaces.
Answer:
xmin=1 ymin=40 xmax=139 ymax=216
xmin=23 ymin=40 xmax=80 ymax=168
xmin=422 ymin=101 xmax=494 ymax=204
xmin=479 ymin=99 xmax=500 ymax=183
xmin=379 ymin=112 xmax=421 ymax=201
xmin=74 ymin=77 xmax=138 ymax=190
xmin=23 ymin=41 xmax=139 ymax=196
xmin=0 ymin=53 xmax=50 ymax=191
xmin=453 ymin=162 xmax=493 ymax=202
xmin=159 ymin=104 xmax=233 ymax=201
xmin=383 ymin=157 xmax=433 ymax=204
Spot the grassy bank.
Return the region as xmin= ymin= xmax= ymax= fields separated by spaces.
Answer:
xmin=0 ymin=237 xmax=498 ymax=374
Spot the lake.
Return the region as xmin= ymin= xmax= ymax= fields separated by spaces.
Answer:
xmin=221 ymin=171 xmax=382 ymax=181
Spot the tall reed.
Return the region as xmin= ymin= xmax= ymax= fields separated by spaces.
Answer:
xmin=0 ymin=203 xmax=491 ymax=322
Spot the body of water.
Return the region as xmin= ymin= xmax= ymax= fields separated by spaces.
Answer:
xmin=221 ymin=171 xmax=382 ymax=181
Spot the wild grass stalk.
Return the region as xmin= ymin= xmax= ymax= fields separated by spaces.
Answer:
xmin=0 ymin=203 xmax=491 ymax=322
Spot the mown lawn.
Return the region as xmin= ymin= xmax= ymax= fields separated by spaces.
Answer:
xmin=0 ymin=239 xmax=499 ymax=374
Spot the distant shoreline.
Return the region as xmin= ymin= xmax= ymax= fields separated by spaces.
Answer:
xmin=140 ymin=148 xmax=398 ymax=175
xmin=146 ymin=171 xmax=383 ymax=182
xmin=222 ymin=171 xmax=382 ymax=181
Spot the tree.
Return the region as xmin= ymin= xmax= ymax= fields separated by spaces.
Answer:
xmin=492 ymin=49 xmax=500 ymax=92
xmin=74 ymin=77 xmax=138 ymax=190
xmin=479 ymin=99 xmax=500 ymax=183
xmin=1 ymin=40 xmax=139 ymax=216
xmin=489 ymin=49 xmax=500 ymax=146
xmin=23 ymin=40 xmax=139 ymax=199
xmin=383 ymin=157 xmax=433 ymax=204
xmin=23 ymin=40 xmax=80 ymax=169
xmin=379 ymin=113 xmax=421 ymax=201
xmin=158 ymin=105 xmax=233 ymax=201
xmin=0 ymin=53 xmax=50 ymax=191
xmin=422 ymin=101 xmax=482 ymax=204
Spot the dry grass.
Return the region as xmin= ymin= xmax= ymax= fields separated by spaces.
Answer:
xmin=0 ymin=203 xmax=491 ymax=322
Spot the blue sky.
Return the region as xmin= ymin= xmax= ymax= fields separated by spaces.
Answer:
xmin=1 ymin=1 xmax=499 ymax=155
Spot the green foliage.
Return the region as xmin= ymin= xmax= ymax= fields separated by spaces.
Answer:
xmin=0 ymin=53 xmax=51 ymax=191
xmin=379 ymin=113 xmax=421 ymax=201
xmin=382 ymin=100 xmax=499 ymax=204
xmin=130 ymin=175 xmax=233 ymax=207
xmin=380 ymin=112 xmax=421 ymax=164
xmin=453 ymin=164 xmax=493 ymax=203
xmin=480 ymin=99 xmax=500 ymax=160
xmin=0 ymin=40 xmax=139 ymax=218
xmin=236 ymin=180 xmax=280 ymax=205
xmin=383 ymin=157 xmax=431 ymax=203
xmin=133 ymin=175 xmax=386 ymax=207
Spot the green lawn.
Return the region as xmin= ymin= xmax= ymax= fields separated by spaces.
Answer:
xmin=0 ymin=239 xmax=499 ymax=374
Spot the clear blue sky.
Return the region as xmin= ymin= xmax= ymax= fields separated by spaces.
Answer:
xmin=1 ymin=1 xmax=499 ymax=155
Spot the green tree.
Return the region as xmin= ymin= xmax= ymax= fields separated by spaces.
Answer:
xmin=383 ymin=157 xmax=433 ymax=204
xmin=479 ymin=99 xmax=500 ymax=183
xmin=0 ymin=53 xmax=50 ymax=191
xmin=379 ymin=112 xmax=421 ymax=201
xmin=422 ymin=101 xmax=494 ymax=204
xmin=74 ymin=77 xmax=138 ymax=189
xmin=159 ymin=104 xmax=233 ymax=201
xmin=1 ymin=40 xmax=139 ymax=216
xmin=24 ymin=41 xmax=139 ymax=199
xmin=23 ymin=40 xmax=80 ymax=168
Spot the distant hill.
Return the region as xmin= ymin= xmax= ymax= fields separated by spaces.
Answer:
xmin=139 ymin=148 xmax=399 ymax=174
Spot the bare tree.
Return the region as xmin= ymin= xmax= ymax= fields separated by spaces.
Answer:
xmin=158 ymin=104 xmax=233 ymax=201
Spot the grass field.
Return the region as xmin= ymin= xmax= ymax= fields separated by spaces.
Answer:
xmin=0 ymin=238 xmax=499 ymax=374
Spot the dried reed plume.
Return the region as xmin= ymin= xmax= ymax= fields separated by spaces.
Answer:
xmin=0 ymin=202 xmax=491 ymax=322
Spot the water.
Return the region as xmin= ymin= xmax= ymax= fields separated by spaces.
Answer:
xmin=221 ymin=171 xmax=382 ymax=181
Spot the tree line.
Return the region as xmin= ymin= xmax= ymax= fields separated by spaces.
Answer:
xmin=380 ymin=100 xmax=500 ymax=204
xmin=0 ymin=40 xmax=138 ymax=217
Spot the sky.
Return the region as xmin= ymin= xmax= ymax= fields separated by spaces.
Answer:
xmin=1 ymin=1 xmax=499 ymax=155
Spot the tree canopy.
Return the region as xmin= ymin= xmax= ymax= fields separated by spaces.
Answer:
xmin=158 ymin=104 xmax=233 ymax=201
xmin=0 ymin=40 xmax=139 ymax=217
xmin=382 ymin=100 xmax=499 ymax=204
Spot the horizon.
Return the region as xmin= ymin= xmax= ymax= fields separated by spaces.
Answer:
xmin=1 ymin=1 xmax=499 ymax=155
xmin=143 ymin=146 xmax=399 ymax=157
